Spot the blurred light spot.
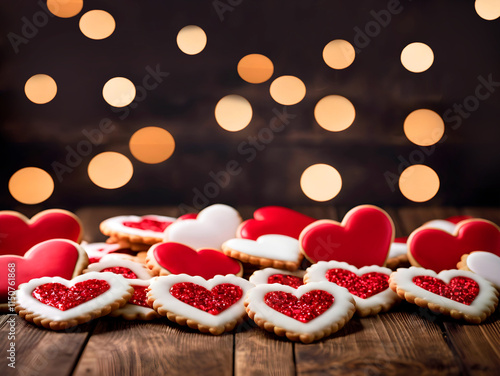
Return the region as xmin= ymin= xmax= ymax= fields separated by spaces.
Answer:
xmin=300 ymin=164 xmax=342 ymax=202
xmin=88 ymin=152 xmax=133 ymax=189
xmin=102 ymin=77 xmax=136 ymax=107
xmin=322 ymin=39 xmax=355 ymax=70
xmin=215 ymin=95 xmax=253 ymax=132
xmin=404 ymin=109 xmax=445 ymax=146
xmin=400 ymin=42 xmax=434 ymax=73
xmin=237 ymin=54 xmax=274 ymax=84
xmin=314 ymin=95 xmax=356 ymax=132
xmin=9 ymin=167 xmax=54 ymax=204
xmin=129 ymin=127 xmax=175 ymax=164
xmin=270 ymin=76 xmax=306 ymax=105
xmin=25 ymin=74 xmax=57 ymax=104
xmin=79 ymin=10 xmax=116 ymax=40
xmin=475 ymin=0 xmax=500 ymax=20
xmin=399 ymin=165 xmax=440 ymax=202
xmin=177 ymin=25 xmax=207 ymax=55
xmin=47 ymin=0 xmax=83 ymax=18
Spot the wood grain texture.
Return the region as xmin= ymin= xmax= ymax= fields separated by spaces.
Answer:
xmin=73 ymin=317 xmax=233 ymax=376
xmin=396 ymin=206 xmax=462 ymax=235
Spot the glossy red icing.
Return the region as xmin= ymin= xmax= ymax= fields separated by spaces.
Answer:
xmin=267 ymin=274 xmax=304 ymax=289
xmin=101 ymin=267 xmax=138 ymax=279
xmin=264 ymin=290 xmax=334 ymax=323
xmin=445 ymin=215 xmax=473 ymax=224
xmin=32 ymin=279 xmax=110 ymax=311
xmin=170 ymin=282 xmax=242 ymax=315
xmin=238 ymin=206 xmax=316 ymax=240
xmin=0 ymin=239 xmax=82 ymax=302
xmin=394 ymin=237 xmax=408 ymax=244
xmin=153 ymin=242 xmax=241 ymax=279
xmin=129 ymin=285 xmax=150 ymax=307
xmin=325 ymin=269 xmax=389 ymax=299
xmin=408 ymin=219 xmax=500 ymax=272
xmin=122 ymin=218 xmax=172 ymax=232
xmin=413 ymin=276 xmax=479 ymax=305
xmin=178 ymin=213 xmax=198 ymax=220
xmin=0 ymin=210 xmax=82 ymax=256
xmin=300 ymin=206 xmax=394 ymax=267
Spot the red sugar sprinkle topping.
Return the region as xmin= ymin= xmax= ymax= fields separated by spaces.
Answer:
xmin=264 ymin=290 xmax=334 ymax=323
xmin=101 ymin=267 xmax=138 ymax=279
xmin=32 ymin=279 xmax=110 ymax=311
xmin=412 ymin=276 xmax=480 ymax=305
xmin=267 ymin=274 xmax=304 ymax=289
xmin=129 ymin=285 xmax=150 ymax=307
xmin=170 ymin=282 xmax=243 ymax=315
xmin=122 ymin=218 xmax=171 ymax=232
xmin=325 ymin=268 xmax=389 ymax=299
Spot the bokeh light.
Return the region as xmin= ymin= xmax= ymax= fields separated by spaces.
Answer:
xmin=88 ymin=152 xmax=133 ymax=189
xmin=314 ymin=95 xmax=356 ymax=132
xmin=400 ymin=42 xmax=434 ymax=73
xmin=300 ymin=164 xmax=342 ymax=202
xmin=79 ymin=10 xmax=116 ymax=40
xmin=475 ymin=0 xmax=500 ymax=20
xmin=237 ymin=54 xmax=274 ymax=84
xmin=269 ymin=76 xmax=306 ymax=105
xmin=399 ymin=165 xmax=440 ymax=202
xmin=129 ymin=127 xmax=176 ymax=164
xmin=9 ymin=167 xmax=54 ymax=204
xmin=24 ymin=74 xmax=57 ymax=104
xmin=404 ymin=109 xmax=445 ymax=146
xmin=215 ymin=95 xmax=253 ymax=132
xmin=47 ymin=0 xmax=83 ymax=18
xmin=322 ymin=39 xmax=355 ymax=70
xmin=102 ymin=77 xmax=136 ymax=107
xmin=176 ymin=25 xmax=207 ymax=55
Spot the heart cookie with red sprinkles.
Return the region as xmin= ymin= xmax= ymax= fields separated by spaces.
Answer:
xmin=16 ymin=272 xmax=133 ymax=330
xmin=249 ymin=268 xmax=305 ymax=289
xmin=83 ymin=254 xmax=154 ymax=280
xmin=245 ymin=282 xmax=355 ymax=343
xmin=305 ymin=261 xmax=400 ymax=316
xmin=389 ymin=267 xmax=498 ymax=323
xmin=110 ymin=279 xmax=159 ymax=320
xmin=148 ymin=274 xmax=254 ymax=335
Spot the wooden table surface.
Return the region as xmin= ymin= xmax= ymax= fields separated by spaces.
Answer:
xmin=1 ymin=205 xmax=499 ymax=376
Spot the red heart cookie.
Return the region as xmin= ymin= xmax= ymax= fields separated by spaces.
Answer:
xmin=146 ymin=242 xmax=243 ymax=279
xmin=407 ymin=219 xmax=500 ymax=272
xmin=0 ymin=239 xmax=88 ymax=304
xmin=0 ymin=209 xmax=83 ymax=256
xmin=237 ymin=206 xmax=316 ymax=240
xmin=299 ymin=205 xmax=394 ymax=268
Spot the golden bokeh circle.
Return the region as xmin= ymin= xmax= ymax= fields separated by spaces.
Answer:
xmin=322 ymin=39 xmax=356 ymax=70
xmin=300 ymin=164 xmax=342 ymax=202
xmin=237 ymin=54 xmax=274 ymax=84
xmin=404 ymin=109 xmax=445 ymax=146
xmin=215 ymin=95 xmax=253 ymax=132
xmin=25 ymin=74 xmax=57 ymax=104
xmin=102 ymin=77 xmax=136 ymax=107
xmin=129 ymin=127 xmax=176 ymax=164
xmin=314 ymin=95 xmax=356 ymax=132
xmin=88 ymin=152 xmax=134 ymax=189
xmin=79 ymin=10 xmax=116 ymax=40
xmin=269 ymin=76 xmax=306 ymax=105
xmin=47 ymin=0 xmax=83 ymax=18
xmin=176 ymin=25 xmax=207 ymax=55
xmin=399 ymin=165 xmax=440 ymax=202
xmin=400 ymin=42 xmax=434 ymax=73
xmin=9 ymin=167 xmax=54 ymax=204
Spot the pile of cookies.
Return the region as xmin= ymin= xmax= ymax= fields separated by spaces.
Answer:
xmin=1 ymin=204 xmax=499 ymax=343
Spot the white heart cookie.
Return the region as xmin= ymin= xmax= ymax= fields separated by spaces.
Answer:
xmin=165 ymin=204 xmax=241 ymax=250
xmin=459 ymin=251 xmax=500 ymax=289
xmin=100 ymin=214 xmax=177 ymax=241
xmin=83 ymin=254 xmax=153 ymax=280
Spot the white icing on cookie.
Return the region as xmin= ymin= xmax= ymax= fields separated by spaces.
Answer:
xmin=84 ymin=254 xmax=153 ymax=280
xmin=148 ymin=274 xmax=253 ymax=327
xmin=246 ymin=281 xmax=354 ymax=334
xmin=421 ymin=220 xmax=456 ymax=234
xmin=101 ymin=215 xmax=176 ymax=239
xmin=223 ymin=235 xmax=301 ymax=262
xmin=305 ymin=261 xmax=399 ymax=313
xmin=165 ymin=204 xmax=241 ymax=250
xmin=390 ymin=267 xmax=498 ymax=316
xmin=466 ymin=252 xmax=500 ymax=289
xmin=249 ymin=268 xmax=305 ymax=286
xmin=389 ymin=242 xmax=408 ymax=258
xmin=110 ymin=279 xmax=158 ymax=318
xmin=16 ymin=272 xmax=131 ymax=321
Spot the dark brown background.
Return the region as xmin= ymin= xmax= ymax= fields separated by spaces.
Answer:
xmin=1 ymin=0 xmax=499 ymax=214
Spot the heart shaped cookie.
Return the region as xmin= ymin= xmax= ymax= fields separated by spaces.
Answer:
xmin=389 ymin=267 xmax=498 ymax=323
xmin=245 ymin=281 xmax=355 ymax=343
xmin=165 ymin=204 xmax=242 ymax=250
xmin=146 ymin=242 xmax=243 ymax=279
xmin=249 ymin=268 xmax=305 ymax=289
xmin=16 ymin=272 xmax=133 ymax=330
xmin=458 ymin=251 xmax=500 ymax=289
xmin=84 ymin=254 xmax=154 ymax=280
xmin=407 ymin=219 xmax=500 ymax=272
xmin=148 ymin=274 xmax=253 ymax=335
xmin=80 ymin=242 xmax=128 ymax=264
xmin=110 ymin=279 xmax=160 ymax=320
xmin=299 ymin=205 xmax=395 ymax=267
xmin=0 ymin=209 xmax=83 ymax=256
xmin=305 ymin=261 xmax=400 ymax=316
xmin=237 ymin=206 xmax=316 ymax=240
xmin=222 ymin=235 xmax=303 ymax=271
xmin=0 ymin=239 xmax=88 ymax=310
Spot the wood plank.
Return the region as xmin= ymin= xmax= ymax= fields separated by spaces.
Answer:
xmin=396 ymin=206 xmax=462 ymax=235
xmin=73 ymin=317 xmax=233 ymax=376
xmin=461 ymin=207 xmax=500 ymax=225
xmin=0 ymin=315 xmax=94 ymax=376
